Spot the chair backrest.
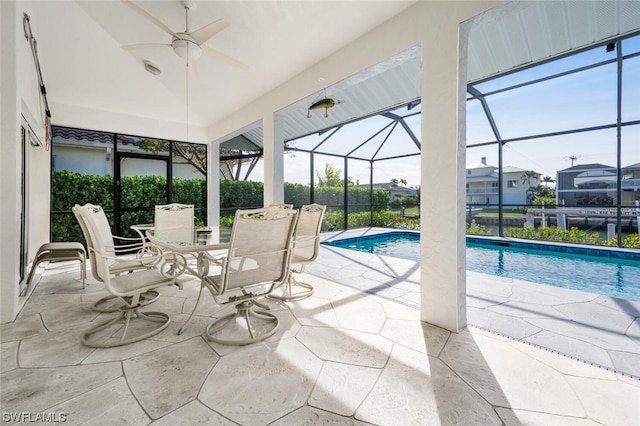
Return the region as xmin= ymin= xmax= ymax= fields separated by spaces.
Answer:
xmin=222 ymin=207 xmax=298 ymax=292
xmin=292 ymin=203 xmax=326 ymax=264
xmin=73 ymin=204 xmax=101 ymax=282
xmin=264 ymin=203 xmax=294 ymax=219
xmin=73 ymin=203 xmax=116 ymax=282
xmin=154 ymin=203 xmax=194 ymax=244
xmin=267 ymin=203 xmax=293 ymax=209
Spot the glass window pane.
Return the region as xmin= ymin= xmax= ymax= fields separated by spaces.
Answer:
xmin=173 ymin=142 xmax=207 ymax=225
xmin=52 ymin=128 xmax=114 ymax=176
xmin=117 ymin=135 xmax=170 ymax=156
xmin=51 ymin=127 xmax=115 ymax=244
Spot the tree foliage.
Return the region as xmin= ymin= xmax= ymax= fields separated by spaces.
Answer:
xmin=316 ymin=163 xmax=343 ymax=187
xmin=541 ymin=175 xmax=555 ymax=187
xmin=521 ymin=170 xmax=539 ymax=203
xmin=138 ymin=139 xmax=207 ymax=175
xmin=391 ymin=178 xmax=408 ymax=186
xmin=315 ymin=163 xmax=354 ymax=187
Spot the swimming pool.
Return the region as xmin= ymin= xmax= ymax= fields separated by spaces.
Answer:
xmin=323 ymin=232 xmax=640 ymax=301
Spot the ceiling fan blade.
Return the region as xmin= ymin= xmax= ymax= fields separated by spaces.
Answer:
xmin=190 ymin=18 xmax=229 ymax=45
xmin=122 ymin=43 xmax=171 ymax=51
xmin=121 ymin=0 xmax=178 ymax=38
xmin=202 ymin=45 xmax=248 ymax=70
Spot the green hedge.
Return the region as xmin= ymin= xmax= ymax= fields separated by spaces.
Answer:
xmin=51 ymin=171 xmax=206 ymax=243
xmin=504 ymin=226 xmax=640 ymax=248
xmin=389 ymin=196 xmax=419 ymax=208
xmin=219 ymin=181 xmax=389 ymax=213
xmin=52 ymin=172 xmax=390 ymax=242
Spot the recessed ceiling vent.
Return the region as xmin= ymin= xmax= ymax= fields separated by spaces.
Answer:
xmin=143 ymin=60 xmax=161 ymax=75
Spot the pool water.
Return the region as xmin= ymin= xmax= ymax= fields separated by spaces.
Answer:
xmin=324 ymin=232 xmax=640 ymax=301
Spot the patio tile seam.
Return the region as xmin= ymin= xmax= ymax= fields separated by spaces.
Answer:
xmin=466 ymin=324 xmax=640 ymax=382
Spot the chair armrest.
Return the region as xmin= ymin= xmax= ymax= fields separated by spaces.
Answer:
xmin=157 ymin=252 xmax=188 ymax=281
xmin=113 ymin=234 xmax=144 ymax=242
xmin=196 ymin=251 xmax=226 ymax=276
xmin=88 ymin=246 xmax=185 ymax=278
xmin=112 ymin=235 xmax=146 ymax=247
xmin=105 ymin=236 xmax=149 ymax=257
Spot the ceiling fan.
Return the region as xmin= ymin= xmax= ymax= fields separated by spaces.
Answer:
xmin=121 ymin=0 xmax=247 ymax=74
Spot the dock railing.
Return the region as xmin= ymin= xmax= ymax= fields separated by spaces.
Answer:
xmin=525 ymin=207 xmax=638 ymax=232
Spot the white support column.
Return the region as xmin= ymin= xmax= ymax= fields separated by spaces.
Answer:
xmin=419 ymin=19 xmax=470 ymax=332
xmin=263 ymin=114 xmax=284 ymax=206
xmin=0 ymin=0 xmax=20 ymax=323
xmin=207 ymin=141 xmax=220 ymax=240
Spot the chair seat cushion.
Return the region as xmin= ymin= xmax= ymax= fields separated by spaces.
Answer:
xmin=110 ymin=269 xmax=172 ymax=295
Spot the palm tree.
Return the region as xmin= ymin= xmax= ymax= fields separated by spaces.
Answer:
xmin=541 ymin=175 xmax=555 ymax=187
xmin=521 ymin=170 xmax=539 ymax=203
xmin=316 ymin=163 xmax=353 ymax=187
xmin=521 ymin=170 xmax=538 ymax=187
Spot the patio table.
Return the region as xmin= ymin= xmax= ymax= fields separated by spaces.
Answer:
xmin=143 ymin=226 xmax=228 ymax=263
xmin=131 ymin=224 xmax=229 ymax=254
xmin=142 ymin=226 xmax=230 ymax=335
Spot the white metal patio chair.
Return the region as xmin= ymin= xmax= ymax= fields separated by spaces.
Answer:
xmin=266 ymin=203 xmax=293 ymax=211
xmin=270 ymin=203 xmax=326 ymax=301
xmin=73 ymin=203 xmax=160 ymax=313
xmin=187 ymin=207 xmax=298 ymax=345
xmin=77 ymin=203 xmax=186 ymax=348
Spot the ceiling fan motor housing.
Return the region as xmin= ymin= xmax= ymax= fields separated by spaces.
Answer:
xmin=172 ymin=33 xmax=202 ymax=60
xmin=181 ymin=0 xmax=197 ymax=12
xmin=121 ymin=0 xmax=246 ymax=69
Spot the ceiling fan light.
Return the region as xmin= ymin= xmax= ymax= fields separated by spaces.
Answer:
xmin=172 ymin=38 xmax=202 ymax=60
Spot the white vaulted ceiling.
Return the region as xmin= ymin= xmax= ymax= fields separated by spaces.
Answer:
xmin=31 ymin=0 xmax=416 ymax=133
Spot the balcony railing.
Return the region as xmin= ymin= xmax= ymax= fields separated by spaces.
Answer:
xmin=466 ymin=187 xmax=499 ymax=194
xmin=556 ymin=179 xmax=640 ymax=191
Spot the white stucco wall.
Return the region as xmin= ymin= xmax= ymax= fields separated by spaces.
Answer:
xmin=53 ymin=145 xmax=111 ymax=176
xmin=1 ymin=0 xmax=51 ymax=322
xmin=53 ymin=145 xmax=205 ymax=180
xmin=0 ymin=0 xmax=20 ymax=323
